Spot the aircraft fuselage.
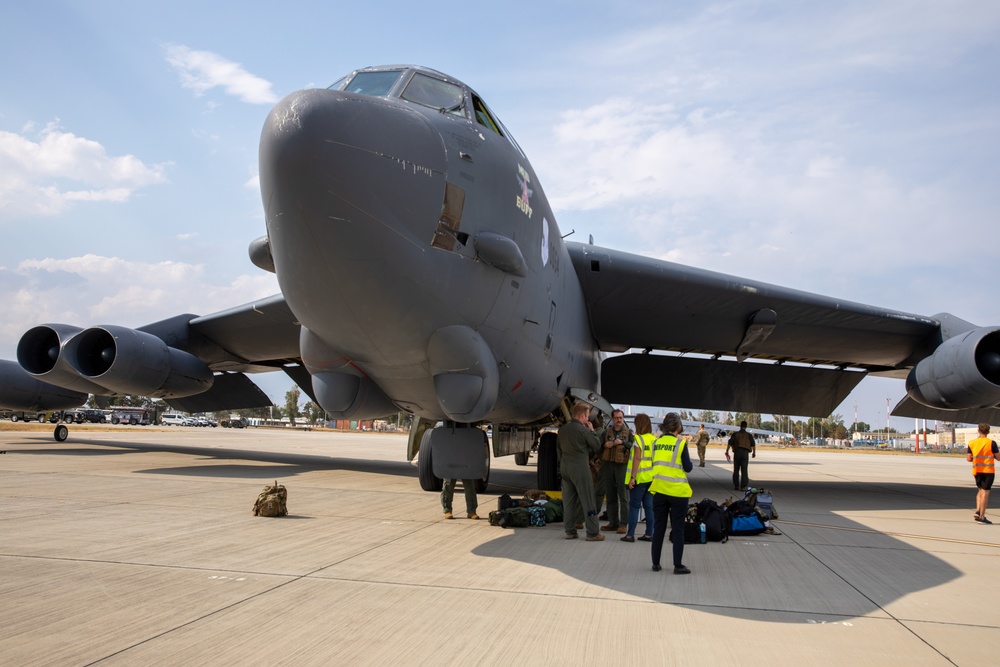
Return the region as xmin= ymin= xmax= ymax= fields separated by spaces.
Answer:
xmin=258 ymin=66 xmax=599 ymax=426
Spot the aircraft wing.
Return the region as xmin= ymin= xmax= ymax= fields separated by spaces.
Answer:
xmin=154 ymin=294 xmax=303 ymax=412
xmin=567 ymin=242 xmax=1000 ymax=419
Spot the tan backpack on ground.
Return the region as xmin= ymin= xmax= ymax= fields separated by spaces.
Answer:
xmin=253 ymin=480 xmax=288 ymax=517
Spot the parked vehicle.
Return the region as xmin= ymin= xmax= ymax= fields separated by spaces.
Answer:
xmin=160 ymin=413 xmax=188 ymax=426
xmin=109 ymin=408 xmax=151 ymax=426
xmin=2 ymin=410 xmax=46 ymax=422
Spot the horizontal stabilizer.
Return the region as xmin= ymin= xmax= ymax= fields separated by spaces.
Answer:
xmin=891 ymin=395 xmax=1000 ymax=424
xmin=165 ymin=372 xmax=272 ymax=413
xmin=601 ymin=354 xmax=865 ymax=417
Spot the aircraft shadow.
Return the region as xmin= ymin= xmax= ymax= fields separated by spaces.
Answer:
xmin=7 ymin=437 xmax=420 ymax=481
xmin=471 ymin=473 xmax=973 ymax=623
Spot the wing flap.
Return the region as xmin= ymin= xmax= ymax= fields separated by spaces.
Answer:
xmin=165 ymin=372 xmax=272 ymax=412
xmin=601 ymin=354 xmax=865 ymax=417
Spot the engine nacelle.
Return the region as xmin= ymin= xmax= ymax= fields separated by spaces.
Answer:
xmin=16 ymin=324 xmax=111 ymax=395
xmin=906 ymin=326 xmax=1000 ymax=410
xmin=0 ymin=359 xmax=88 ymax=411
xmin=63 ymin=325 xmax=213 ymax=398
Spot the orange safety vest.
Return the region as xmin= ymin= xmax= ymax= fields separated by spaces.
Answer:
xmin=969 ymin=437 xmax=996 ymax=475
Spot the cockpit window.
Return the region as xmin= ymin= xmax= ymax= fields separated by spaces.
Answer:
xmin=327 ymin=74 xmax=350 ymax=91
xmin=401 ymin=73 xmax=465 ymax=116
xmin=342 ymin=70 xmax=403 ymax=96
xmin=473 ymin=95 xmax=503 ymax=137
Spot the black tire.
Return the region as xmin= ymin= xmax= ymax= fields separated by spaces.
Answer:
xmin=54 ymin=424 xmax=68 ymax=442
xmin=514 ymin=451 xmax=530 ymax=466
xmin=475 ymin=437 xmax=490 ymax=494
xmin=537 ymin=432 xmax=560 ymax=491
xmin=10 ymin=414 xmax=19 ymax=423
xmin=112 ymin=417 xmax=120 ymax=425
xmin=418 ymin=432 xmax=442 ymax=492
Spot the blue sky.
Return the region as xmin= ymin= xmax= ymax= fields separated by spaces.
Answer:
xmin=2 ymin=1 xmax=998 ymax=431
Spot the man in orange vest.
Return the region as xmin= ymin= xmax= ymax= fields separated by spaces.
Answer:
xmin=966 ymin=423 xmax=999 ymax=525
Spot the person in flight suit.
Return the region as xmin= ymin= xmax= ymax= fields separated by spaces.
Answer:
xmin=558 ymin=402 xmax=605 ymax=541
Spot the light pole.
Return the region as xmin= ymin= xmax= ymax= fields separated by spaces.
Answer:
xmin=886 ymin=398 xmax=891 ymax=448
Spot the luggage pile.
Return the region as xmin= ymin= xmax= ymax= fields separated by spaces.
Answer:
xmin=489 ymin=491 xmax=563 ymax=529
xmin=683 ymin=487 xmax=780 ymax=544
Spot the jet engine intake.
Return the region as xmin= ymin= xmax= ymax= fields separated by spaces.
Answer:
xmin=905 ymin=326 xmax=1000 ymax=410
xmin=63 ymin=325 xmax=213 ymax=398
xmin=16 ymin=324 xmax=112 ymax=394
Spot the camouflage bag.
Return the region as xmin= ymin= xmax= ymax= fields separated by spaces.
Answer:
xmin=253 ymin=480 xmax=288 ymax=517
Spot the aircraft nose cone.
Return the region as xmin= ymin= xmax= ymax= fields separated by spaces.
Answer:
xmin=259 ymin=88 xmax=448 ymax=260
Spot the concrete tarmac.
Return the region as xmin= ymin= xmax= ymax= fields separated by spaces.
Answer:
xmin=1 ymin=427 xmax=997 ymax=666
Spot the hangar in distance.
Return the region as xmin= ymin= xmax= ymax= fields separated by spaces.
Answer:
xmin=3 ymin=64 xmax=999 ymax=491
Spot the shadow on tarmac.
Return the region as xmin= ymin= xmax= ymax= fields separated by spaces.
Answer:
xmin=7 ymin=433 xmax=973 ymax=624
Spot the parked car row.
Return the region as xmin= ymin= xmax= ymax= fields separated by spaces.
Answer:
xmin=160 ymin=413 xmax=218 ymax=427
xmin=2 ymin=409 xmax=221 ymax=427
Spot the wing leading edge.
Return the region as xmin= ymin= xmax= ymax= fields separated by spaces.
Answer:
xmin=566 ymin=242 xmax=980 ymax=418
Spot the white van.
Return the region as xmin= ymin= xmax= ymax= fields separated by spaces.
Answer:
xmin=160 ymin=413 xmax=187 ymax=426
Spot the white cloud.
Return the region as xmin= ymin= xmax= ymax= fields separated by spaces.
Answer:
xmin=0 ymin=122 xmax=168 ymax=218
xmin=164 ymin=44 xmax=278 ymax=105
xmin=0 ymin=254 xmax=280 ymax=358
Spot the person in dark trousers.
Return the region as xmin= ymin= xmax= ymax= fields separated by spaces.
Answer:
xmin=441 ymin=479 xmax=478 ymax=520
xmin=598 ymin=408 xmax=631 ymax=534
xmin=558 ymin=402 xmax=605 ymax=541
xmin=725 ymin=421 xmax=756 ymax=491
xmin=649 ymin=412 xmax=694 ymax=574
xmin=622 ymin=412 xmax=655 ymax=542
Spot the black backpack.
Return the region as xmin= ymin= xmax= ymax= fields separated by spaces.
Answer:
xmin=696 ymin=498 xmax=729 ymax=543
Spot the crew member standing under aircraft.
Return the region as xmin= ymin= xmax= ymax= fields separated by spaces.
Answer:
xmin=967 ymin=423 xmax=999 ymax=525
xmin=558 ymin=402 xmax=604 ymax=541
xmin=441 ymin=479 xmax=479 ymax=520
xmin=598 ymin=409 xmax=631 ymax=534
xmin=725 ymin=421 xmax=756 ymax=491
xmin=622 ymin=412 xmax=655 ymax=543
xmin=695 ymin=424 xmax=710 ymax=467
xmin=649 ymin=413 xmax=693 ymax=574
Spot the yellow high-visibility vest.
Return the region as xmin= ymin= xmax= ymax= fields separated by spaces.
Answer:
xmin=649 ymin=434 xmax=692 ymax=498
xmin=626 ymin=433 xmax=656 ymax=485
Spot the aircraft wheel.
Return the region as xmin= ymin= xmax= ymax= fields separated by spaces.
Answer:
xmin=475 ymin=438 xmax=490 ymax=494
xmin=514 ymin=451 xmax=530 ymax=466
xmin=417 ymin=432 xmax=442 ymax=492
xmin=537 ymin=432 xmax=560 ymax=491
xmin=54 ymin=424 xmax=68 ymax=442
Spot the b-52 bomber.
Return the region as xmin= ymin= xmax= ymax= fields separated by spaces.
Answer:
xmin=3 ymin=65 xmax=999 ymax=491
